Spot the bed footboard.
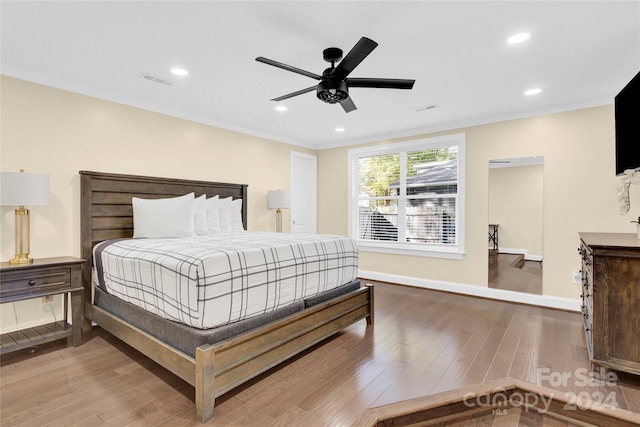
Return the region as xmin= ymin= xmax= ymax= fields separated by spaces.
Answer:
xmin=196 ymin=284 xmax=372 ymax=422
xmin=87 ymin=284 xmax=373 ymax=422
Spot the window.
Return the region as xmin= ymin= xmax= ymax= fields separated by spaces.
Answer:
xmin=348 ymin=133 xmax=465 ymax=259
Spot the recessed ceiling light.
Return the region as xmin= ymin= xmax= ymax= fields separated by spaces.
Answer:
xmin=524 ymin=88 xmax=542 ymax=96
xmin=335 ymin=127 xmax=345 ymax=133
xmin=170 ymin=68 xmax=189 ymax=76
xmin=507 ymin=33 xmax=530 ymax=44
xmin=275 ymin=105 xmax=288 ymax=112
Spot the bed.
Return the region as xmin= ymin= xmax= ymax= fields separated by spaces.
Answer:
xmin=80 ymin=170 xmax=373 ymax=422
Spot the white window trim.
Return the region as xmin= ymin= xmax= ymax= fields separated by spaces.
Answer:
xmin=348 ymin=133 xmax=466 ymax=259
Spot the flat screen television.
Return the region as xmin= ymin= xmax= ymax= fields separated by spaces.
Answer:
xmin=615 ymin=70 xmax=640 ymax=176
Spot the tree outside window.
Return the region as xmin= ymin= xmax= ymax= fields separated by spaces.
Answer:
xmin=349 ymin=134 xmax=465 ymax=257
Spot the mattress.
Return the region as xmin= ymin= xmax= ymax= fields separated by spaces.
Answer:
xmin=94 ymin=231 xmax=358 ymax=329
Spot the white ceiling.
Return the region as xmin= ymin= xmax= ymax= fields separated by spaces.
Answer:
xmin=2 ymin=1 xmax=639 ymax=150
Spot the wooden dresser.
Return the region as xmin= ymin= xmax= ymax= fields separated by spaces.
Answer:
xmin=578 ymin=232 xmax=640 ymax=375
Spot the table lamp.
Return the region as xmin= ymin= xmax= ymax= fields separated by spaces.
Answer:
xmin=1 ymin=170 xmax=50 ymax=265
xmin=267 ymin=190 xmax=290 ymax=233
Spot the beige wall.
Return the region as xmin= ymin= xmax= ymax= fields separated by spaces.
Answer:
xmin=0 ymin=76 xmax=313 ymax=332
xmin=489 ymin=163 xmax=544 ymax=257
xmin=2 ymin=76 xmax=639 ymax=332
xmin=317 ymin=106 xmax=640 ymax=299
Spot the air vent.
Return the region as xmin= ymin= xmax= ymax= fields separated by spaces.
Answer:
xmin=412 ymin=104 xmax=438 ymax=112
xmin=139 ymin=73 xmax=174 ymax=86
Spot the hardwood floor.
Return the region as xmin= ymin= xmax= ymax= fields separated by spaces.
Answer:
xmin=489 ymin=252 xmax=543 ymax=295
xmin=2 ymin=281 xmax=639 ymax=426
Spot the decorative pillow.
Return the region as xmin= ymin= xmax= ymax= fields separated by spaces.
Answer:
xmin=132 ymin=193 xmax=195 ymax=238
xmin=218 ymin=196 xmax=232 ymax=233
xmin=230 ymin=198 xmax=244 ymax=231
xmin=206 ymin=195 xmax=221 ymax=234
xmin=194 ymin=194 xmax=209 ymax=235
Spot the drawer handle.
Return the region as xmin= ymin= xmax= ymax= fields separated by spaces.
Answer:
xmin=28 ymin=280 xmax=36 ymax=286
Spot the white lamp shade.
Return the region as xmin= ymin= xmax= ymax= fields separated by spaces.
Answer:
xmin=0 ymin=171 xmax=50 ymax=206
xmin=268 ymin=190 xmax=290 ymax=209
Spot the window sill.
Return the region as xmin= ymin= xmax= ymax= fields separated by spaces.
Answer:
xmin=355 ymin=241 xmax=465 ymax=260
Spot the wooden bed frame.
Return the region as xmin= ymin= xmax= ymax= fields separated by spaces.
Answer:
xmin=79 ymin=170 xmax=373 ymax=422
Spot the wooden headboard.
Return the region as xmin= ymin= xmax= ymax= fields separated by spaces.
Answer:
xmin=79 ymin=170 xmax=248 ymax=301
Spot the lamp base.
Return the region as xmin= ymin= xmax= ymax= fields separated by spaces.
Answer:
xmin=276 ymin=208 xmax=283 ymax=233
xmin=9 ymin=254 xmax=34 ymax=265
xmin=10 ymin=206 xmax=33 ymax=265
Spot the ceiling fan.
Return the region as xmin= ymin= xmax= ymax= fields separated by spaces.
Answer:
xmin=256 ymin=37 xmax=415 ymax=113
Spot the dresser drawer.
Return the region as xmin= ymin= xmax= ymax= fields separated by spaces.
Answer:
xmin=578 ymin=242 xmax=593 ymax=279
xmin=581 ymin=269 xmax=592 ymax=299
xmin=0 ymin=267 xmax=71 ymax=300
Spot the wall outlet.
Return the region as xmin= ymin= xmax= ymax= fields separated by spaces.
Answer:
xmin=572 ymin=270 xmax=582 ymax=285
xmin=42 ymin=295 xmax=53 ymax=303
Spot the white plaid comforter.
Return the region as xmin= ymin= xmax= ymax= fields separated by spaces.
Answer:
xmin=93 ymin=232 xmax=358 ymax=329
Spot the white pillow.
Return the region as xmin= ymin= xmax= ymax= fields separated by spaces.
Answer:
xmin=218 ymin=196 xmax=232 ymax=233
xmin=194 ymin=194 xmax=209 ymax=235
xmin=206 ymin=195 xmax=221 ymax=234
xmin=230 ymin=198 xmax=244 ymax=231
xmin=132 ymin=193 xmax=195 ymax=238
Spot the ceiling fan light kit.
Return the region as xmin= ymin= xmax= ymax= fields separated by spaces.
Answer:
xmin=317 ymin=80 xmax=349 ymax=103
xmin=256 ymin=36 xmax=415 ymax=113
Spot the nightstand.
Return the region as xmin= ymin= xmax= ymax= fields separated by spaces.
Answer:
xmin=0 ymin=257 xmax=84 ymax=354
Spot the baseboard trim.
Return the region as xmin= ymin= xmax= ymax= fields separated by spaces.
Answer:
xmin=358 ymin=270 xmax=580 ymax=312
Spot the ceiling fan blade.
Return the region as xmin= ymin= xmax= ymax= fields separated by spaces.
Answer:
xmin=340 ymin=96 xmax=357 ymax=113
xmin=270 ymin=85 xmax=317 ymax=102
xmin=346 ymin=78 xmax=415 ymax=89
xmin=331 ymin=37 xmax=378 ymax=80
xmin=256 ymin=57 xmax=322 ymax=80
